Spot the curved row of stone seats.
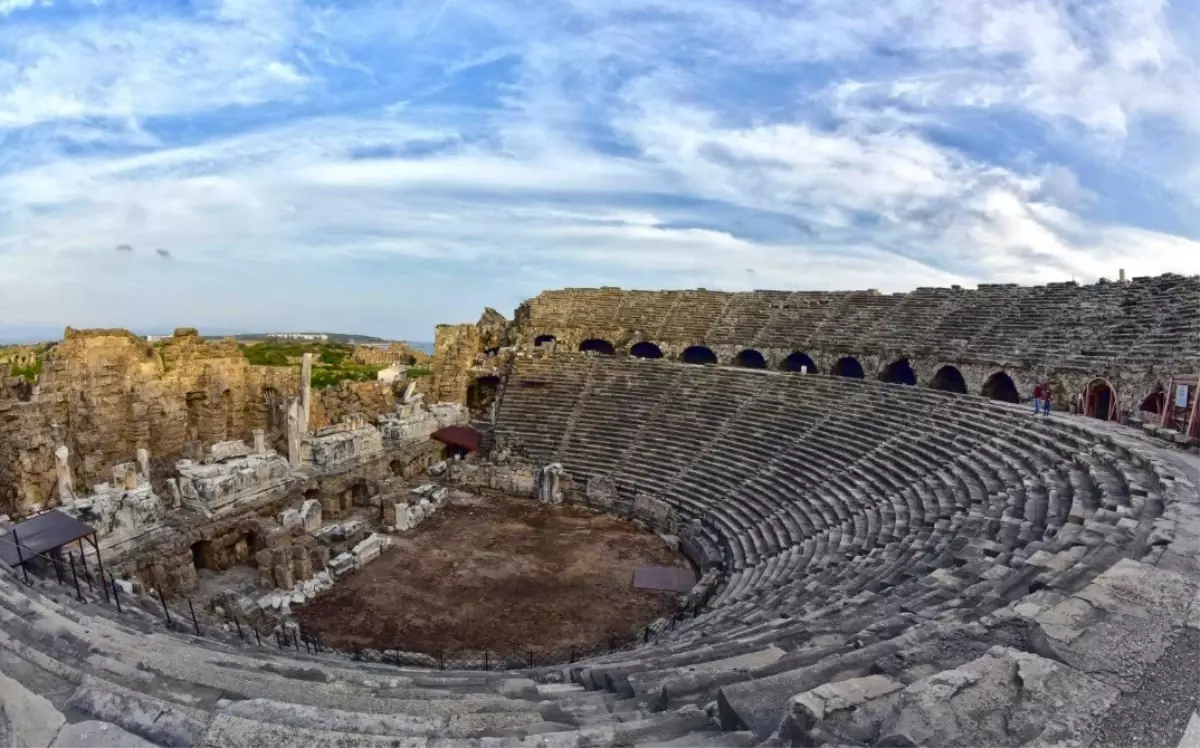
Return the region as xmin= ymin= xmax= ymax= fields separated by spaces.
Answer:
xmin=527 ymin=274 xmax=1200 ymax=370
xmin=494 ymin=357 xmax=1198 ymax=743
xmin=0 ymin=566 xmax=748 ymax=747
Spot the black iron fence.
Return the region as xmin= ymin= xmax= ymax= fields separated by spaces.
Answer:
xmin=1 ymin=509 xmax=732 ymax=673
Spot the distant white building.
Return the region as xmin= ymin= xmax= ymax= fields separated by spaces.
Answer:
xmin=145 ymin=335 xmax=171 ymax=342
xmin=267 ymin=333 xmax=329 ymax=342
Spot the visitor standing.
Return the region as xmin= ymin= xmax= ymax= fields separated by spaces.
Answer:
xmin=1041 ymin=383 xmax=1053 ymax=416
xmin=1033 ymin=382 xmax=1044 ymax=414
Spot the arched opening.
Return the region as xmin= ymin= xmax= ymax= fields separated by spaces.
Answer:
xmin=191 ymin=540 xmax=211 ymax=571
xmin=982 ymin=371 xmax=1020 ymax=403
xmin=832 ymin=356 xmax=865 ymax=379
xmin=185 ymin=391 xmax=206 ymax=443
xmin=681 ymin=346 xmax=718 ymax=365
xmin=1083 ymin=378 xmax=1119 ymax=421
xmin=466 ymin=376 xmax=500 ymax=419
xmin=930 ymin=365 xmax=968 ymax=395
xmin=630 ymin=342 xmax=664 ymax=359
xmin=579 ymin=339 xmax=616 ymax=355
xmin=780 ymin=352 xmax=818 ymax=373
xmin=534 ymin=334 xmax=555 ymax=347
xmin=390 ymin=458 xmax=405 ymax=477
xmin=1139 ymin=387 xmax=1165 ymax=415
xmin=880 ymin=357 xmax=917 ymax=386
xmin=734 ymin=349 xmax=767 ymax=369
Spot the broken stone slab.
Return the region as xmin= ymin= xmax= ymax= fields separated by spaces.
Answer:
xmin=206 ymin=440 xmax=253 ymax=463
xmin=877 ymin=646 xmax=1119 ymax=748
xmin=0 ymin=668 xmax=66 ymax=748
xmin=1028 ymin=558 xmax=1197 ymax=691
xmin=768 ymin=674 xmax=903 ymax=747
xmin=65 ymin=676 xmax=210 ymax=748
xmin=428 ymin=460 xmax=448 ymax=476
xmin=278 ymin=508 xmax=301 ymax=531
xmin=50 ymin=719 xmax=158 ymax=747
xmin=300 ymin=499 xmax=322 ymax=533
xmin=329 ymin=552 xmax=356 ymax=578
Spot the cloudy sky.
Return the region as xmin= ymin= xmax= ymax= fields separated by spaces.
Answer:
xmin=0 ymin=0 xmax=1197 ymax=341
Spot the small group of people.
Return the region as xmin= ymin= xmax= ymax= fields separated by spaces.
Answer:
xmin=1032 ymin=382 xmax=1053 ymax=415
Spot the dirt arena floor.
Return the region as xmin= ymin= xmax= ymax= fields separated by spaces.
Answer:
xmin=293 ymin=493 xmax=692 ymax=655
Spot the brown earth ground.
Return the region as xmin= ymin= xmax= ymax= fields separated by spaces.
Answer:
xmin=294 ymin=492 xmax=692 ymax=655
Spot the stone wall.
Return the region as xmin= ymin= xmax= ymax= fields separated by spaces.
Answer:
xmin=429 ymin=275 xmax=1200 ymax=418
xmin=0 ymin=328 xmax=409 ymax=517
xmin=309 ymin=380 xmax=397 ymax=431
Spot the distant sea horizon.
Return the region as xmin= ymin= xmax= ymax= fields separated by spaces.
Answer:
xmin=405 ymin=341 xmax=434 ymax=356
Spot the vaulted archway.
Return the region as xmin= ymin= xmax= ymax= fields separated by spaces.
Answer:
xmin=579 ymin=339 xmax=616 ymax=355
xmin=467 ymin=376 xmax=501 ymax=420
xmin=630 ymin=342 xmax=664 ymax=359
xmin=982 ymin=371 xmax=1020 ymax=403
xmin=880 ymin=357 xmax=917 ymax=386
xmin=832 ymin=356 xmax=864 ymax=379
xmin=780 ymin=352 xmax=817 ymax=373
xmin=681 ymin=346 xmax=718 ymax=365
xmin=734 ymin=349 xmax=767 ymax=369
xmin=1139 ymin=387 xmax=1165 ymax=415
xmin=930 ymin=365 xmax=968 ymax=394
xmin=1083 ymin=378 xmax=1119 ymax=421
xmin=534 ymin=334 xmax=555 ymax=347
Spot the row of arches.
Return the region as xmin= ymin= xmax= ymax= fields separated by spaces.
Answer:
xmin=556 ymin=337 xmax=1124 ymax=419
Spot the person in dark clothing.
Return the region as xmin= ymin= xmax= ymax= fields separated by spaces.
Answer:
xmin=1033 ymin=383 xmax=1045 ymax=414
xmin=1041 ymin=382 xmax=1053 ymax=416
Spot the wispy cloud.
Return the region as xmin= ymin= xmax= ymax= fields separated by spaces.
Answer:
xmin=0 ymin=0 xmax=1196 ymax=339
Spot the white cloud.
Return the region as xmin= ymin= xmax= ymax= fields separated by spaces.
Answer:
xmin=0 ymin=0 xmax=1196 ymax=337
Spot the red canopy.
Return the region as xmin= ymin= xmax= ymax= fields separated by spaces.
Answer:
xmin=430 ymin=425 xmax=482 ymax=453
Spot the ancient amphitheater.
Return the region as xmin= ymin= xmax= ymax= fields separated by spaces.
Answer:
xmin=1 ymin=275 xmax=1199 ymax=748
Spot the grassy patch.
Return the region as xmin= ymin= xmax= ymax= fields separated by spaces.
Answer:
xmin=406 ymin=366 xmax=433 ymax=379
xmin=11 ymin=358 xmax=42 ymax=382
xmin=241 ymin=341 xmax=382 ymax=388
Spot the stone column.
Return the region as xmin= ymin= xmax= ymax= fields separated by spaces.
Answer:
xmin=253 ymin=428 xmax=266 ymax=454
xmin=166 ymin=478 xmax=182 ymax=509
xmin=287 ymin=398 xmax=302 ymax=469
xmin=54 ymin=446 xmax=74 ymax=502
xmin=300 ymin=352 xmax=313 ymax=436
xmin=136 ymin=448 xmax=150 ymax=483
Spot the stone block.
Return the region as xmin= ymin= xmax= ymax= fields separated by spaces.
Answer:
xmin=330 ymin=552 xmax=356 ymax=578
xmin=770 ymin=675 xmax=903 ymax=746
xmin=278 ymin=508 xmax=301 ymax=531
xmin=878 ymin=647 xmax=1118 ymax=747
xmin=207 ymin=440 xmax=252 ymax=463
xmin=273 ymin=564 xmax=294 ymax=589
xmin=300 ymin=498 xmax=322 ymax=533
xmin=309 ymin=545 xmax=330 ymax=571
xmin=1029 ymin=558 xmax=1197 ymax=691
xmin=291 ymin=554 xmax=313 ymax=582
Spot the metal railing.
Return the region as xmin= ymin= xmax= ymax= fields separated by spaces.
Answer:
xmin=1 ymin=511 xmax=732 ymax=673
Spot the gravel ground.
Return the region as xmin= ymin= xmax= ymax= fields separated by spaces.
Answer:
xmin=1092 ymin=628 xmax=1200 ymax=748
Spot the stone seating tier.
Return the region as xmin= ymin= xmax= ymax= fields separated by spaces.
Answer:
xmin=1 ymin=355 xmax=1196 ymax=748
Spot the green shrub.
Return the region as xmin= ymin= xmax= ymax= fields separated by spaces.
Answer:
xmin=406 ymin=366 xmax=433 ymax=379
xmin=11 ymin=358 xmax=42 ymax=382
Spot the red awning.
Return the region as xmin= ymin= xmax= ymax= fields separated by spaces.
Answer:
xmin=430 ymin=425 xmax=482 ymax=453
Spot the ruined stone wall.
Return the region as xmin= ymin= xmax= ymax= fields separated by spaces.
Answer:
xmin=309 ymin=380 xmax=398 ymax=430
xmin=429 ymin=323 xmax=483 ymax=406
xmin=351 ymin=343 xmax=430 ymax=367
xmin=0 ymin=328 xmax=306 ymax=516
xmin=430 ymin=275 xmax=1200 ymax=416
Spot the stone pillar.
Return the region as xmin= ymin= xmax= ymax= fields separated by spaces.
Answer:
xmin=403 ymin=380 xmax=417 ymax=403
xmin=122 ymin=465 xmax=138 ymax=491
xmin=287 ymin=398 xmax=302 ymax=469
xmin=54 ymin=446 xmax=74 ymax=502
xmin=300 ymin=353 xmax=313 ymax=436
xmin=166 ymin=479 xmax=182 ymax=509
xmin=136 ymin=448 xmax=150 ymax=483
xmin=253 ymin=428 xmax=266 ymax=454
xmin=537 ymin=463 xmax=564 ymax=505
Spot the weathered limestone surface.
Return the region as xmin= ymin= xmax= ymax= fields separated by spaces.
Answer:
xmin=0 ymin=328 xmax=301 ymax=517
xmin=177 ymin=444 xmax=293 ymax=515
xmin=301 ymin=417 xmax=383 ymax=472
xmin=376 ymin=401 xmax=467 ymax=443
xmin=58 ymin=479 xmax=168 ymax=556
xmin=1028 ymin=558 xmax=1198 ymax=691
xmin=877 ymin=647 xmax=1119 ymax=748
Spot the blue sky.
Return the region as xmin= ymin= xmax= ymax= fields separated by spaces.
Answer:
xmin=0 ymin=0 xmax=1197 ymax=341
